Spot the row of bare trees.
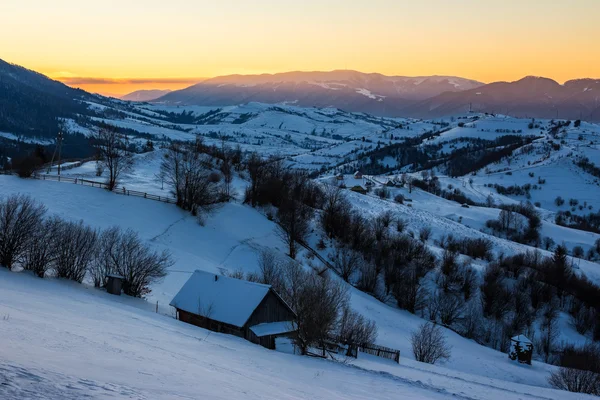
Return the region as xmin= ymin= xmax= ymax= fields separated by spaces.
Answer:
xmin=0 ymin=194 xmax=172 ymax=297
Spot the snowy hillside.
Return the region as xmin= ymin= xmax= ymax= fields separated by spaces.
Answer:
xmin=4 ymin=267 xmax=591 ymax=400
xmin=4 ymin=104 xmax=600 ymax=398
xmin=0 ymin=174 xmax=594 ymax=400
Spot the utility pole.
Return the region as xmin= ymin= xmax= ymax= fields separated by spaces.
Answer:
xmin=47 ymin=131 xmax=63 ymax=174
xmin=56 ymin=132 xmax=64 ymax=175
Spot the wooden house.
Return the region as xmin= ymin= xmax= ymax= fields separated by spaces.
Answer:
xmin=170 ymin=270 xmax=296 ymax=350
xmin=350 ymin=185 xmax=367 ymax=195
xmin=354 ymin=171 xmax=363 ymax=179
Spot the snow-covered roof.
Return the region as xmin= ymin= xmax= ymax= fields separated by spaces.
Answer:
xmin=250 ymin=321 xmax=296 ymax=337
xmin=511 ymin=335 xmax=532 ymax=344
xmin=170 ymin=270 xmax=271 ymax=328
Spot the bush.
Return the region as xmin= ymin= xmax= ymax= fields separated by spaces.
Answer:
xmin=572 ymin=246 xmax=585 ymax=259
xmin=419 ymin=226 xmax=432 ymax=243
xmin=396 ymin=218 xmax=407 ymax=233
xmin=374 ymin=186 xmax=390 ymax=199
xmin=0 ymin=194 xmax=46 ymax=269
xmin=549 ymin=368 xmax=600 ymax=395
xmin=394 ymin=194 xmax=405 ymax=204
xmin=92 ymin=227 xmax=172 ymax=297
xmin=13 ymin=154 xmax=44 ymax=178
xmin=411 ymin=322 xmax=452 ymax=364
xmin=555 ymin=196 xmax=565 ymax=207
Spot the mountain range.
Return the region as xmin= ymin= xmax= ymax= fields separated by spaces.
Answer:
xmin=1 ymin=57 xmax=599 ymax=141
xmin=155 ymin=70 xmax=484 ymax=116
xmin=150 ymin=70 xmax=600 ymax=121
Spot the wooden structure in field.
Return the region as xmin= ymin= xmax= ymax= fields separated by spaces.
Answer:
xmin=170 ymin=270 xmax=296 ymax=349
xmin=509 ymin=335 xmax=533 ymax=365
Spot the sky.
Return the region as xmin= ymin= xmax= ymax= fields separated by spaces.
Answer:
xmin=1 ymin=0 xmax=599 ymax=96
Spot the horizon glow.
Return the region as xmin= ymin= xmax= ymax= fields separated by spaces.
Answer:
xmin=2 ymin=0 xmax=599 ymax=95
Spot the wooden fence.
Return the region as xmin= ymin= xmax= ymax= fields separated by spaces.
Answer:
xmin=359 ymin=344 xmax=400 ymax=363
xmin=296 ymin=239 xmax=341 ymax=278
xmin=33 ymin=174 xmax=177 ymax=204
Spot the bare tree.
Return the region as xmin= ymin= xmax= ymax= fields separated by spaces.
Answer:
xmin=256 ymin=249 xmax=283 ymax=287
xmin=320 ymin=186 xmax=351 ymax=239
xmin=276 ymin=262 xmax=349 ymax=355
xmin=335 ymin=304 xmax=378 ymax=347
xmin=275 ymin=198 xmax=313 ymax=259
xmin=99 ymin=228 xmax=173 ymax=297
xmin=160 ymin=141 xmax=222 ymax=215
xmin=53 ymin=220 xmax=98 ymax=283
xmin=434 ymin=291 xmax=464 ymax=326
xmin=22 ymin=216 xmax=61 ymax=278
xmin=460 ymin=301 xmax=483 ymax=339
xmin=411 ymin=322 xmax=452 ymax=364
xmin=93 ymin=125 xmax=133 ymax=191
xmin=539 ymin=301 xmax=560 ymax=363
xmin=332 ymin=245 xmax=363 ymax=282
xmin=245 ymin=152 xmax=267 ymax=207
xmin=90 ymin=226 xmax=121 ymax=287
xmin=0 ymin=194 xmax=46 ymax=269
xmin=220 ymin=157 xmax=233 ymax=200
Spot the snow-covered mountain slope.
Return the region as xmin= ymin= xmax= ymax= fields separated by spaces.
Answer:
xmin=0 ymin=174 xmax=593 ymax=400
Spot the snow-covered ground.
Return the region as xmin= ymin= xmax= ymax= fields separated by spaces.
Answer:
xmin=3 ymin=268 xmax=593 ymax=400
xmin=0 ymin=172 xmax=596 ymax=399
xmin=4 ymin=105 xmax=600 ymax=399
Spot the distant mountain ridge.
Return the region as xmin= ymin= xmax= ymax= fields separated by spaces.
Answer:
xmin=156 ymin=70 xmax=484 ymax=116
xmin=121 ymin=89 xmax=171 ymax=102
xmin=156 ymin=71 xmax=600 ymax=121
xmin=403 ymin=76 xmax=600 ymax=121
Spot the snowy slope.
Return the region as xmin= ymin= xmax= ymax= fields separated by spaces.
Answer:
xmin=0 ymin=173 xmax=595 ymax=398
xmin=0 ymin=258 xmax=592 ymax=400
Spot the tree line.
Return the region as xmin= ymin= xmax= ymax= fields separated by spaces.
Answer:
xmin=0 ymin=194 xmax=172 ymax=297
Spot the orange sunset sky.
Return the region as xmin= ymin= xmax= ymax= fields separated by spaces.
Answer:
xmin=1 ymin=0 xmax=599 ymax=96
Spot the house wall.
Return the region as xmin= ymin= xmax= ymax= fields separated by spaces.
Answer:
xmin=177 ymin=309 xmax=244 ymax=338
xmin=245 ymin=290 xmax=296 ymax=328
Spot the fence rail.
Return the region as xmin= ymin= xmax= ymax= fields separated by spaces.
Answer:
xmin=296 ymin=239 xmax=341 ymax=278
xmin=359 ymin=344 xmax=400 ymax=363
xmin=33 ymin=174 xmax=177 ymax=204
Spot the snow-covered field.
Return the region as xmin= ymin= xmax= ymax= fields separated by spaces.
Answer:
xmin=4 ymin=267 xmax=593 ymax=400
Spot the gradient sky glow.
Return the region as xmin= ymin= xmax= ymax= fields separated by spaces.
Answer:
xmin=1 ymin=0 xmax=599 ymax=95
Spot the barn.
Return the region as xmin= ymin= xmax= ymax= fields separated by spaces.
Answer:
xmin=170 ymin=270 xmax=297 ymax=349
